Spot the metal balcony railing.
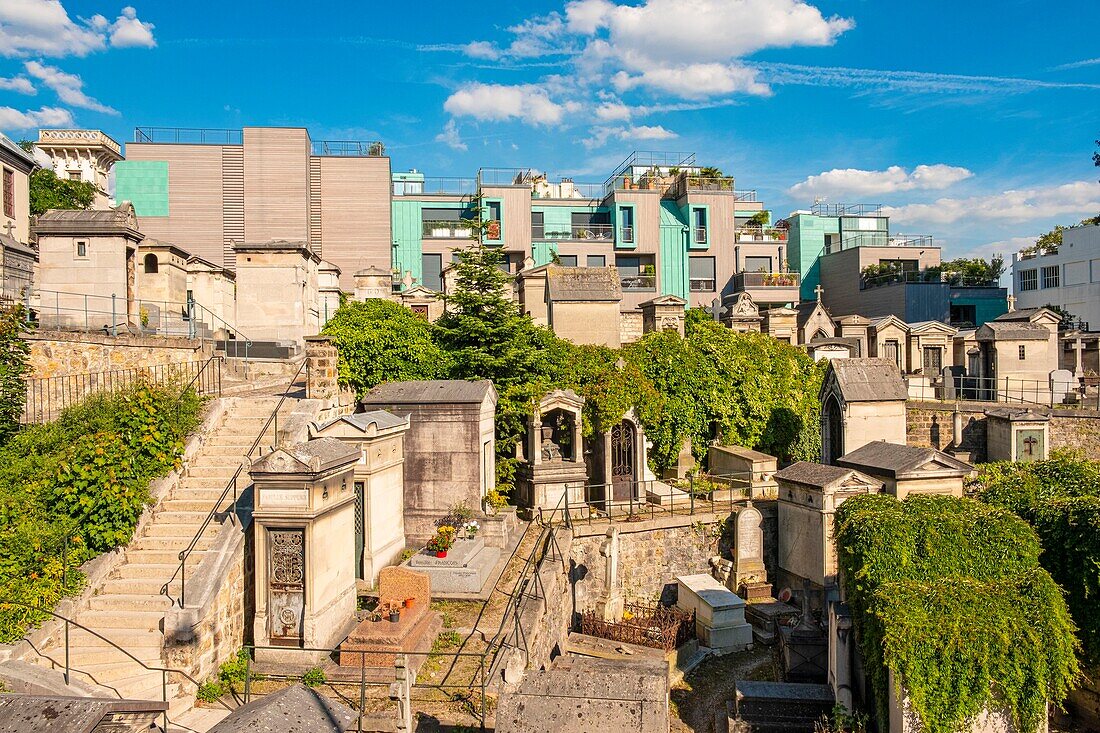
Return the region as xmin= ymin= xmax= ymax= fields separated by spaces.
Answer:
xmin=394 ymin=177 xmax=477 ymax=196
xmin=620 ymin=274 xmax=656 ymax=291
xmin=861 ymin=270 xmax=996 ymax=290
xmin=693 ymin=227 xmax=708 ymax=244
xmin=536 ymin=224 xmax=614 ymax=241
xmin=810 ymin=202 xmax=884 ymax=216
xmin=620 ymin=226 xmax=635 ymax=244
xmin=422 ymin=220 xmax=475 ymax=238
xmin=478 ymin=167 xmax=543 ymax=187
xmin=736 ymin=227 xmax=788 ymax=242
xmin=826 ymin=233 xmax=932 ymax=254
xmin=133 ymin=127 xmax=242 ymax=145
xmin=733 ymin=190 xmax=757 ymax=202
xmin=672 ymin=176 xmax=735 ymax=198
xmin=532 ymin=182 xmax=605 ymax=199
xmin=734 ymin=271 xmax=800 ymax=290
xmin=689 ymin=278 xmax=716 ymax=292
xmin=311 ymin=140 xmax=384 ymax=157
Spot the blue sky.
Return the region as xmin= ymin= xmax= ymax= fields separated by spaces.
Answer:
xmin=2 ymin=0 xmax=1099 ymax=261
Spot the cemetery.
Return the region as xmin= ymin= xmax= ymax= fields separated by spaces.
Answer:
xmin=1 ymin=241 xmax=1099 ymax=733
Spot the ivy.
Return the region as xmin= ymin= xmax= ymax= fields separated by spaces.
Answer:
xmin=835 ymin=494 xmax=1079 ymax=733
xmin=971 ymin=452 xmax=1100 ymax=665
xmin=0 ymin=382 xmax=202 ymax=641
xmin=0 ymin=305 xmax=29 ymax=444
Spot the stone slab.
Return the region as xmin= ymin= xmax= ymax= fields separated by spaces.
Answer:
xmin=409 ymin=536 xmax=485 ymax=568
xmin=404 ymin=539 xmax=500 ymax=594
xmin=646 ymin=482 xmax=692 ymax=506
xmin=676 ymin=574 xmax=753 ymax=654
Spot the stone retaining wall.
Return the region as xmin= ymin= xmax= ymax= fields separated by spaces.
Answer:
xmin=510 ymin=528 xmax=572 ymax=683
xmin=27 ymin=330 xmax=212 ymax=379
xmin=620 ymin=311 xmax=643 ymax=345
xmin=907 ymin=401 xmax=1100 ymax=462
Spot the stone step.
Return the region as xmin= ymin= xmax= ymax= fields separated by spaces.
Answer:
xmin=102 ymin=578 xmax=181 ymax=597
xmin=87 ymin=594 xmax=173 ymax=612
xmin=140 ymin=523 xmax=220 ymax=539
xmin=64 ymin=627 xmax=164 ymax=651
xmin=126 ymin=548 xmax=211 ymax=565
xmin=112 ymin=562 xmax=200 ymax=581
xmin=65 ymin=660 xmax=168 ymax=686
xmin=185 ymin=466 xmax=243 ymax=480
xmin=86 ymin=671 xmax=175 ymax=701
xmin=79 ymin=609 xmax=169 ymax=630
xmin=149 ymin=510 xmax=217 ymax=525
xmin=160 ymin=498 xmax=226 ymax=512
xmin=129 ymin=535 xmax=214 ymax=552
xmin=34 ymin=646 xmax=164 ymax=671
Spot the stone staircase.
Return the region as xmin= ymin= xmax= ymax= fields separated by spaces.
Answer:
xmin=27 ymin=396 xmax=282 ymax=713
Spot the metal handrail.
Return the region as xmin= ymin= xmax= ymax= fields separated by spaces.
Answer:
xmin=0 ymin=599 xmax=234 ymax=731
xmin=162 ymin=359 xmax=307 ymax=607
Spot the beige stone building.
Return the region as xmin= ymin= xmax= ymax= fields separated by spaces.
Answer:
xmin=232 ymin=240 xmax=321 ymax=344
xmin=973 ymin=308 xmax=1060 ymax=395
xmin=34 ymin=204 xmax=143 ymax=332
xmin=517 ymin=264 xmax=622 ymax=347
xmin=34 ymin=129 xmax=123 ymax=209
xmin=867 ymin=315 xmax=910 ymax=371
xmin=185 ymin=254 xmax=236 ymax=333
xmin=820 ymin=358 xmax=908 ymax=465
xmin=1 ymin=133 xmax=37 ymax=299
xmin=836 ymin=441 xmax=971 ymax=500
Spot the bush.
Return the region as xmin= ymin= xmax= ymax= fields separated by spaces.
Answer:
xmin=196 ymin=680 xmax=224 ymax=703
xmin=0 ymin=381 xmax=203 ymax=642
xmin=302 ymin=666 xmax=326 ymax=688
xmin=835 ymin=494 xmax=1078 ymax=733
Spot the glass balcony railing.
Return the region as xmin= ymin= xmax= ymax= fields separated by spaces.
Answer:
xmin=690 ymin=278 xmax=716 ymax=292
xmin=736 ymin=227 xmax=788 ymax=242
xmin=534 ymin=224 xmax=614 ymax=241
xmin=620 ymin=274 xmax=656 ymax=291
xmin=733 ymin=272 xmax=800 ymax=290
xmin=394 ymin=177 xmax=477 ymax=196
xmin=422 ymin=220 xmax=475 ymax=238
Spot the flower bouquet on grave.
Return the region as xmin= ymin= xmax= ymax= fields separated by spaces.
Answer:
xmin=427 ymin=526 xmax=456 ymax=557
xmin=462 ymin=520 xmax=480 ymax=539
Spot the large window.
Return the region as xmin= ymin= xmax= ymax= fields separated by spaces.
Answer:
xmin=557 ymin=255 xmax=578 ymax=267
xmin=587 ymin=255 xmax=606 ymax=268
xmin=1019 ymin=269 xmax=1038 ymax=291
xmin=616 ymin=256 xmax=655 ymax=291
xmin=2 ymin=168 xmax=13 ymax=220
xmin=743 ymin=255 xmax=773 ymax=273
xmin=1041 ymin=265 xmax=1060 ymax=289
xmin=531 ymin=211 xmax=545 ymax=239
xmin=422 ymin=207 xmax=473 ymax=238
xmin=421 ymin=253 xmax=443 ymax=291
xmin=689 ymin=256 xmax=716 ymax=291
xmin=692 ymin=208 xmax=707 ymax=244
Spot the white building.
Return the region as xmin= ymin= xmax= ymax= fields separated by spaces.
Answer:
xmin=1012 ymin=224 xmax=1100 ymax=330
xmin=34 ymin=129 xmax=123 ymax=209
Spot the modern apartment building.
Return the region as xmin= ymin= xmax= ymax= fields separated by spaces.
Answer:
xmin=1012 ymin=223 xmax=1100 ymax=331
xmin=393 ymin=151 xmax=794 ymax=312
xmin=787 ymin=203 xmax=1006 ymax=327
xmin=114 ymin=127 xmax=391 ymax=286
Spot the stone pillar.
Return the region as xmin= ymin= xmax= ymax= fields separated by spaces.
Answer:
xmin=304 ymin=335 xmax=339 ymax=402
xmin=392 ymin=654 xmax=414 ymax=731
xmin=828 ymin=602 xmax=854 ymax=711
xmin=599 ymin=527 xmax=624 ymax=622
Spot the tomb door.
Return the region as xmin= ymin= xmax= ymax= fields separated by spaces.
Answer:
xmin=610 ymin=420 xmax=637 ymax=502
xmin=354 ymin=482 xmax=365 ymax=581
xmin=268 ymin=528 xmax=305 ymax=646
xmin=823 ymin=395 xmax=843 ymax=465
xmin=1016 ymin=429 xmax=1045 ymax=463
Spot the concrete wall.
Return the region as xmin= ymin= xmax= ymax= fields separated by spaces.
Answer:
xmin=549 ymin=300 xmax=621 ymax=348
xmin=36 ymin=232 xmax=135 ymax=330
xmin=137 ymin=247 xmax=188 ymax=306
xmin=233 ymin=248 xmax=319 ymax=343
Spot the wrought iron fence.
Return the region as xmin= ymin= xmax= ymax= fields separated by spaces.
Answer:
xmin=21 ymin=357 xmax=222 ymax=424
xmin=909 ymin=373 xmax=1089 ymax=408
xmin=579 ymin=602 xmax=695 ymax=652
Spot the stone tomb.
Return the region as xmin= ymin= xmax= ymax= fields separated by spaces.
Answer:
xmin=707 ymin=445 xmax=779 ymax=499
xmin=675 ymin=574 xmax=753 ymax=654
xmin=985 ymin=407 xmax=1051 ymax=463
xmin=515 ymin=389 xmax=589 ymax=511
xmin=819 ymin=358 xmax=908 ymax=465
xmin=337 ymin=566 xmax=441 ymax=674
xmin=836 ymin=441 xmax=972 ymax=500
xmin=730 ymin=503 xmax=770 ymax=599
xmin=250 ymin=438 xmax=361 ymax=662
xmin=405 ymin=533 xmax=501 ymax=595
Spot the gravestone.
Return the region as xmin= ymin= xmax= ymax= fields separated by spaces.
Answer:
xmin=598 ymin=527 xmax=624 ymax=622
xmin=338 ymin=566 xmax=441 ymax=672
xmin=732 ymin=503 xmax=770 ymax=600
xmin=1050 ymin=368 xmax=1075 ymax=404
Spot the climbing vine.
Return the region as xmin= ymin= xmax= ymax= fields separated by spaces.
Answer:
xmin=835 ymin=494 xmax=1079 ymax=733
xmin=971 ymin=451 xmax=1100 ymax=665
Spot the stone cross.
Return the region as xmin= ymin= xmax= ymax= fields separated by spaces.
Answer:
xmin=1023 ymin=435 xmax=1038 ymax=456
xmin=814 ymin=284 xmax=824 ymax=302
xmin=1 ymin=221 xmax=13 ymax=237
xmin=1006 ymin=294 xmax=1016 ymax=313
xmin=710 ymin=297 xmax=722 ymax=322
xmin=600 ymin=526 xmax=620 ymax=593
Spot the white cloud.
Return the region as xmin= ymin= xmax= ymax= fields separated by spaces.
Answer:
xmin=789 ymin=164 xmax=974 ymax=198
xmin=755 ymin=62 xmax=1100 ymax=93
xmin=594 ymin=100 xmax=630 ymax=121
xmin=582 ymin=123 xmax=677 ymax=148
xmin=613 ymin=62 xmax=771 ymax=98
xmin=1053 ymin=57 xmax=1100 ymax=71
xmin=462 ymin=41 xmax=500 ymax=60
xmin=108 ymin=6 xmax=155 ymax=48
xmin=0 ymin=76 xmax=35 ymax=94
xmin=434 ymin=119 xmax=467 ymax=151
xmin=0 ymin=105 xmax=74 ymax=129
xmin=0 ymin=1 xmax=155 ymax=57
xmin=443 ymin=83 xmax=565 ymax=125
xmin=884 ymin=181 xmax=1100 ymax=226
xmin=565 ymin=0 xmax=614 ymax=33
xmin=25 ymin=60 xmax=117 ymax=114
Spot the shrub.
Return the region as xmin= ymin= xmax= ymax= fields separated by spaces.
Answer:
xmin=196 ymin=680 xmax=224 ymax=703
xmin=302 ymin=667 xmax=326 ymax=688
xmin=218 ymin=648 xmax=251 ymax=688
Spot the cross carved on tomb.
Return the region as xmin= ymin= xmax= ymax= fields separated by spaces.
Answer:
xmin=1023 ymin=435 xmax=1038 ymax=456
xmin=1 ymin=221 xmax=14 ymax=238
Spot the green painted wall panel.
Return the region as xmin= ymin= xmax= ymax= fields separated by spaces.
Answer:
xmin=659 ymin=201 xmax=688 ymax=299
xmin=114 ymin=161 xmax=168 ymax=217
xmin=532 ymin=241 xmax=556 ymax=266
xmin=788 ymin=214 xmax=839 ymax=301
xmin=391 ymin=199 xmax=423 ymax=287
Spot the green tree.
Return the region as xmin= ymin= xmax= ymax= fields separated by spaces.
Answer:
xmin=18 ymin=141 xmax=96 ymax=216
xmin=321 ymin=299 xmax=450 ymax=397
xmin=0 ymin=306 xmax=29 ymax=443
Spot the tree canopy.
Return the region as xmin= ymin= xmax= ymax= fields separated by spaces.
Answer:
xmin=17 ymin=141 xmax=96 ymax=217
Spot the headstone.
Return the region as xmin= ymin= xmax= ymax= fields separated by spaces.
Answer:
xmin=599 ymin=527 xmax=624 ymax=622
xmin=732 ymin=503 xmax=770 ymax=599
xmin=1050 ymin=368 xmax=1075 ymax=404
xmin=338 ymin=567 xmax=441 ymax=669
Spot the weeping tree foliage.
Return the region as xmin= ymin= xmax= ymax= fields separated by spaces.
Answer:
xmin=972 ymin=452 xmax=1100 ymax=666
xmin=835 ymin=494 xmax=1079 ymax=733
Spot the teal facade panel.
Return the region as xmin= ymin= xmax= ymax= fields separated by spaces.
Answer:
xmin=788 ymin=214 xmax=839 ymax=301
xmin=659 ymin=201 xmax=688 ymax=299
xmin=391 ymin=199 xmax=424 ymax=286
xmin=114 ymin=160 xmax=169 ymax=217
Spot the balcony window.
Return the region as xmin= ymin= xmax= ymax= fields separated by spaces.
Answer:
xmin=1019 ymin=269 xmax=1038 ymax=292
xmin=1041 ymin=265 xmax=1060 ymax=289
xmin=2 ymin=168 xmax=12 ymax=219
xmin=617 ymin=256 xmax=655 ymax=291
xmin=423 ymin=207 xmax=474 ymax=238
xmin=689 ymin=256 xmax=716 ymax=292
xmin=532 ymin=211 xmax=545 ymax=239
xmin=486 ymin=201 xmax=502 ymax=240
xmin=692 ymin=208 xmax=708 ymax=245
xmin=571 ymin=212 xmax=612 ymax=240
xmin=744 ymin=256 xmax=772 ymax=273
xmin=620 ymin=206 xmax=635 ymax=244
xmin=587 ymin=255 xmax=606 ymax=268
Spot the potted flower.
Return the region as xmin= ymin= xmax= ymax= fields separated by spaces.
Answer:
xmin=388 ymin=606 xmax=401 ymax=623
xmin=426 ymin=529 xmax=454 ymax=558
xmin=462 ymin=520 xmax=480 ymax=539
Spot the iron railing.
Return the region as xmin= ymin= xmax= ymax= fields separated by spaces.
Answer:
xmin=825 ymin=233 xmax=932 ymax=254
xmin=422 ymin=220 xmax=476 ymax=238
xmin=28 ymin=289 xmax=252 ymax=359
xmin=0 ymin=600 xmax=233 ymax=731
xmin=861 ymin=270 xmax=995 ymax=289
xmin=162 ymin=359 xmax=307 ymax=608
xmin=22 ymin=356 xmax=222 ymax=425
xmin=393 ymin=177 xmax=477 ymax=196
xmin=477 ymin=167 xmax=544 ymax=187
xmin=910 ymin=374 xmax=1090 ymax=408
xmin=133 ymin=127 xmax=242 ymax=145
xmin=810 ymin=202 xmax=883 ymax=216
xmin=579 ymin=602 xmax=695 ymax=652
xmin=671 ymin=176 xmax=735 ymax=198
xmin=736 ymin=227 xmax=788 ymax=242
xmin=734 ymin=189 xmax=758 ymax=202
